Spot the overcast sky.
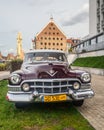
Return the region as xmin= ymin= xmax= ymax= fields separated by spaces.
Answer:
xmin=0 ymin=0 xmax=89 ymax=56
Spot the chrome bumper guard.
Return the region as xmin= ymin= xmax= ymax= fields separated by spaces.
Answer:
xmin=69 ymin=89 xmax=94 ymax=100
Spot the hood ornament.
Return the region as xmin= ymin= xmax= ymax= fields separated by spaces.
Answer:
xmin=47 ymin=69 xmax=57 ymax=77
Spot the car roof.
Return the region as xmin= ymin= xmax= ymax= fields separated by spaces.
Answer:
xmin=26 ymin=49 xmax=65 ymax=54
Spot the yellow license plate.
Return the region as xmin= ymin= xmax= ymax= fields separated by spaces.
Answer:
xmin=44 ymin=94 xmax=66 ymax=102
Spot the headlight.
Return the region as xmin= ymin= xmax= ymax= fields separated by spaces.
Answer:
xmin=10 ymin=74 xmax=21 ymax=84
xmin=81 ymin=73 xmax=91 ymax=82
xmin=22 ymin=83 xmax=30 ymax=92
xmin=73 ymin=82 xmax=80 ymax=90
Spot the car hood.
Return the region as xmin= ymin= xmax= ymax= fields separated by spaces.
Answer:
xmin=20 ymin=62 xmax=77 ymax=79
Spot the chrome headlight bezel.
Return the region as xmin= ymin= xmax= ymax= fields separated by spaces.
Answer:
xmin=73 ymin=82 xmax=80 ymax=90
xmin=10 ymin=74 xmax=21 ymax=84
xmin=81 ymin=72 xmax=91 ymax=82
xmin=22 ymin=83 xmax=30 ymax=92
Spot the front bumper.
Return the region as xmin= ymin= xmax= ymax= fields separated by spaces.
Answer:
xmin=6 ymin=88 xmax=94 ymax=102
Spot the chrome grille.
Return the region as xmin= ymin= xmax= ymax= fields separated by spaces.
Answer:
xmin=8 ymin=87 xmax=21 ymax=91
xmin=34 ymin=80 xmax=74 ymax=87
xmin=32 ymin=79 xmax=76 ymax=94
xmin=35 ymin=86 xmax=68 ymax=94
xmin=20 ymin=78 xmax=81 ymax=94
xmin=34 ymin=81 xmax=71 ymax=86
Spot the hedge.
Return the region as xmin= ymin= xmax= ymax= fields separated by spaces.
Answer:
xmin=0 ymin=63 xmax=7 ymax=71
xmin=9 ymin=59 xmax=23 ymax=73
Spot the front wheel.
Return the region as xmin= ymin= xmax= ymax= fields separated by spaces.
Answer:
xmin=73 ymin=100 xmax=84 ymax=107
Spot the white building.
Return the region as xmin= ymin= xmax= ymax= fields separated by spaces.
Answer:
xmin=89 ymin=0 xmax=104 ymax=37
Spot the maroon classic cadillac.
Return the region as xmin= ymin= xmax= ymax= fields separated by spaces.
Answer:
xmin=7 ymin=50 xmax=94 ymax=108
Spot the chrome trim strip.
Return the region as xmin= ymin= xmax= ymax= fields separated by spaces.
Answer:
xmin=8 ymin=85 xmax=20 ymax=87
xmin=8 ymin=89 xmax=93 ymax=95
xmin=8 ymin=91 xmax=68 ymax=95
xmin=31 ymin=85 xmax=72 ymax=88
xmin=20 ymin=78 xmax=82 ymax=85
xmin=81 ymin=83 xmax=91 ymax=86
xmin=8 ymin=91 xmax=32 ymax=94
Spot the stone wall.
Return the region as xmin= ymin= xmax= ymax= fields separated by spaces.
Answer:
xmin=78 ymin=50 xmax=104 ymax=58
xmin=67 ymin=49 xmax=104 ymax=64
xmin=72 ymin=66 xmax=104 ymax=76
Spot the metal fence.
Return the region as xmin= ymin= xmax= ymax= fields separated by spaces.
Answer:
xmin=74 ymin=32 xmax=104 ymax=53
xmin=76 ymin=41 xmax=104 ymax=53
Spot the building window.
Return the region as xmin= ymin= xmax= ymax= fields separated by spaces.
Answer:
xmin=57 ymin=38 xmax=59 ymax=40
xmin=97 ymin=0 xmax=100 ymax=7
xmin=53 ymin=43 xmax=55 ymax=45
xmin=96 ymin=38 xmax=98 ymax=43
xmin=77 ymin=40 xmax=80 ymax=44
xmin=57 ymin=43 xmax=59 ymax=45
xmin=41 ymin=37 xmax=43 ymax=40
xmin=45 ymin=43 xmax=47 ymax=45
xmin=61 ymin=49 xmax=63 ymax=51
xmin=49 ymin=32 xmax=51 ymax=35
xmin=49 ymin=27 xmax=51 ymax=30
xmin=45 ymin=37 xmax=47 ymax=40
xmin=53 ymin=38 xmax=55 ymax=40
xmin=98 ymin=35 xmax=104 ymax=42
xmin=57 ymin=32 xmax=59 ymax=35
xmin=41 ymin=42 xmax=43 ymax=45
xmin=84 ymin=42 xmax=87 ymax=46
xmin=53 ymin=27 xmax=55 ymax=30
xmin=86 ymin=41 xmax=89 ymax=46
xmin=98 ymin=16 xmax=100 ymax=23
xmin=91 ymin=38 xmax=96 ymax=44
xmin=48 ymin=43 xmax=51 ymax=45
xmin=61 ymin=38 xmax=63 ymax=40
xmin=97 ymin=29 xmax=100 ymax=33
xmin=89 ymin=40 xmax=91 ymax=45
xmin=44 ymin=32 xmax=47 ymax=34
xmin=60 ymin=43 xmax=63 ymax=46
xmin=53 ymin=33 xmax=55 ymax=35
xmin=51 ymin=23 xmax=53 ymax=26
xmin=79 ymin=44 xmax=82 ymax=48
xmin=102 ymin=12 xmax=104 ymax=20
xmin=49 ymin=37 xmax=51 ymax=40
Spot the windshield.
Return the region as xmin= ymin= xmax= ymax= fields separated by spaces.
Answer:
xmin=24 ymin=52 xmax=67 ymax=63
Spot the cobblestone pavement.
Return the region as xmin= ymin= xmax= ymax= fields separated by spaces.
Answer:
xmin=77 ymin=74 xmax=104 ymax=130
xmin=0 ymin=71 xmax=10 ymax=80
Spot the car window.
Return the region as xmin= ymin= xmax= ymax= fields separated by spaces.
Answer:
xmin=24 ymin=52 xmax=67 ymax=63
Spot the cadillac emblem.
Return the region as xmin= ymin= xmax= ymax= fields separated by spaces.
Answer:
xmin=49 ymin=69 xmax=55 ymax=74
xmin=47 ymin=69 xmax=57 ymax=77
